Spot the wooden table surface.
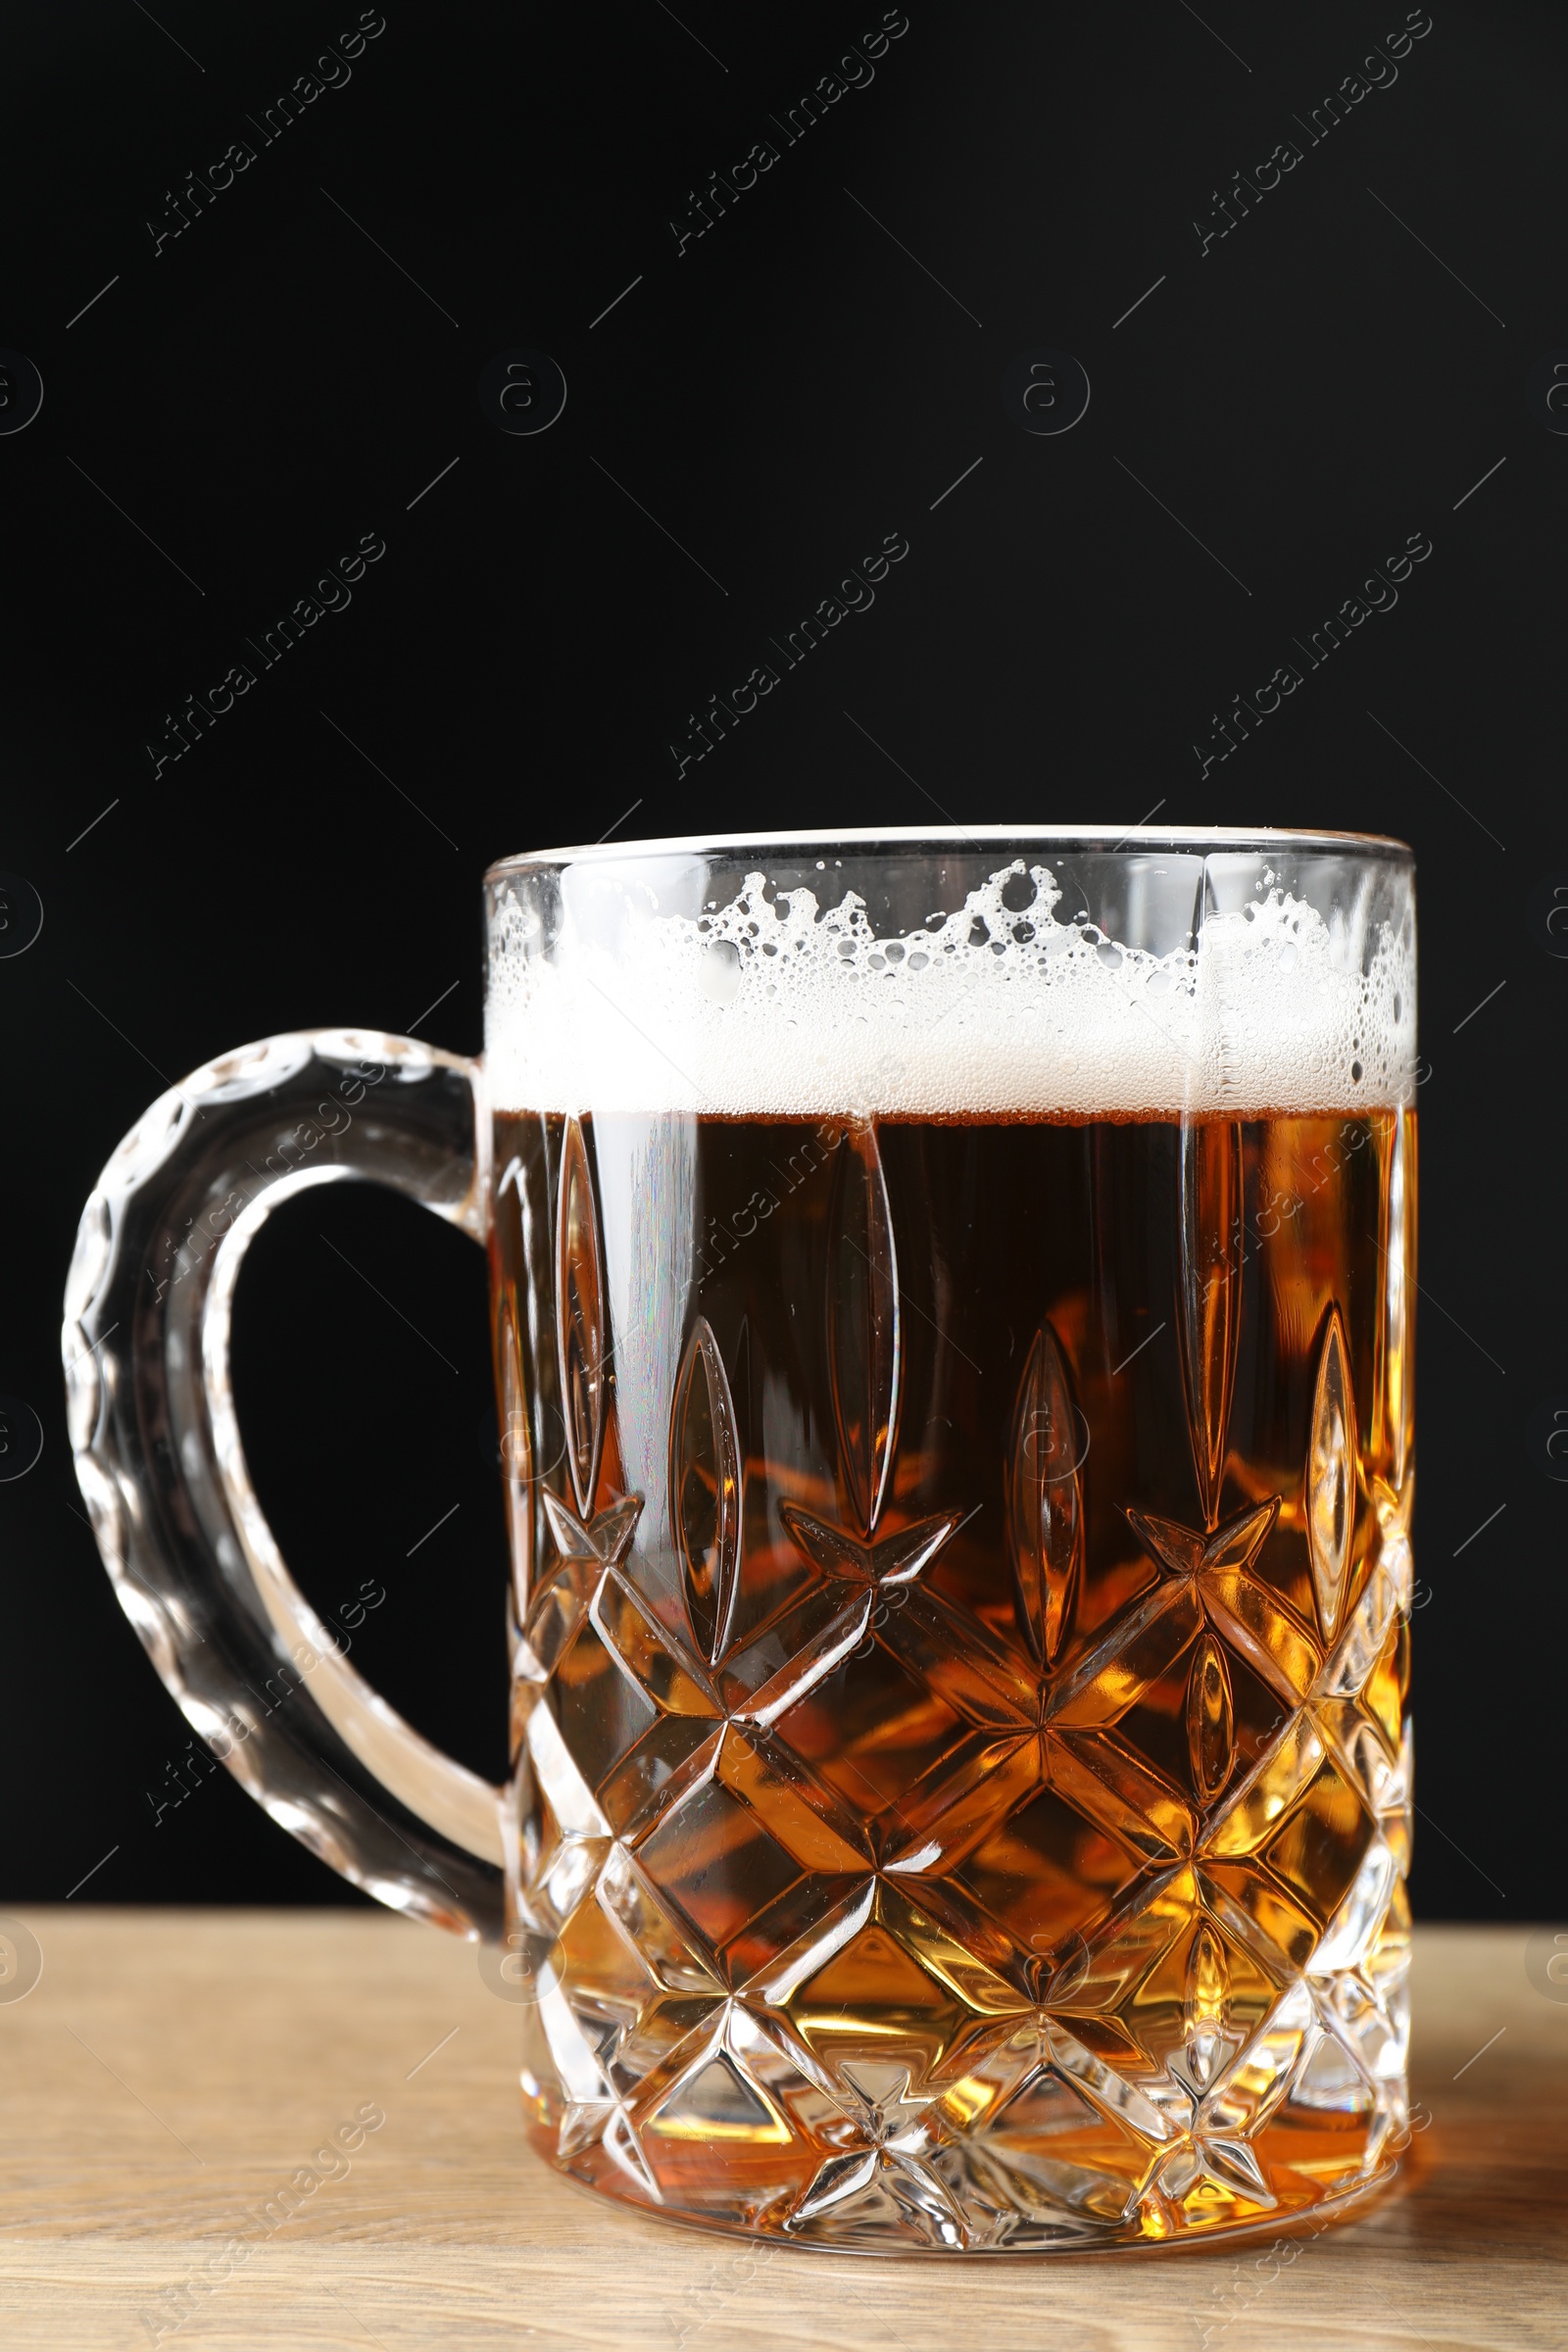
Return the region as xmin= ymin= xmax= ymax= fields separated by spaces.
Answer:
xmin=0 ymin=1911 xmax=1560 ymax=2350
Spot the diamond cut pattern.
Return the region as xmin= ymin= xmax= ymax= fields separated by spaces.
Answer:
xmin=510 ymin=1111 xmax=1414 ymax=2250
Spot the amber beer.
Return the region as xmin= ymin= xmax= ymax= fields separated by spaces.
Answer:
xmin=490 ymin=1091 xmax=1415 ymax=2247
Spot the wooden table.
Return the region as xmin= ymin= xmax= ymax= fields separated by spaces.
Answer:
xmin=0 ymin=1912 xmax=1560 ymax=2349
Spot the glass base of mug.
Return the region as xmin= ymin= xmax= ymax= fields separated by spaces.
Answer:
xmin=522 ymin=2093 xmax=1409 ymax=2256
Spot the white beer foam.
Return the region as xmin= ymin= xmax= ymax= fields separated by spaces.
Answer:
xmin=486 ymin=860 xmax=1415 ymax=1117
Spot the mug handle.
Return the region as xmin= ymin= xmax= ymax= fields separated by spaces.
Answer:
xmin=63 ymin=1028 xmax=506 ymax=1940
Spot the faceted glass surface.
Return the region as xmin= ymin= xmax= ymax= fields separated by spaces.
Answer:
xmin=492 ymin=1098 xmax=1415 ymax=2251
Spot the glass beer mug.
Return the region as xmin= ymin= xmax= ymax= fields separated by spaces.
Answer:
xmin=65 ymin=829 xmax=1417 ymax=2252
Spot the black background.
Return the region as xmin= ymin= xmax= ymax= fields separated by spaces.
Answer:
xmin=3 ymin=0 xmax=1563 ymax=1918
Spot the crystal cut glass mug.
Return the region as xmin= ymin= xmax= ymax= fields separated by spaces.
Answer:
xmin=65 ymin=828 xmax=1417 ymax=2253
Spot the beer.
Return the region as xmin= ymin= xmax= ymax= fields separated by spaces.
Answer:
xmin=486 ymin=841 xmax=1417 ymax=2247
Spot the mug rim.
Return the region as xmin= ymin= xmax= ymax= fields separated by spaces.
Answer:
xmin=485 ymin=823 xmax=1413 ymax=881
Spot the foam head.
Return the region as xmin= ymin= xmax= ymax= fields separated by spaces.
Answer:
xmin=484 ymin=839 xmax=1416 ymax=1118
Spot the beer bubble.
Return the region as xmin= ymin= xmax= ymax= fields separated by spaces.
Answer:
xmin=699 ymin=940 xmax=742 ymax=1005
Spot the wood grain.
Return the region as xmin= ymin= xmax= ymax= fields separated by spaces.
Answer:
xmin=0 ymin=1912 xmax=1560 ymax=2349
